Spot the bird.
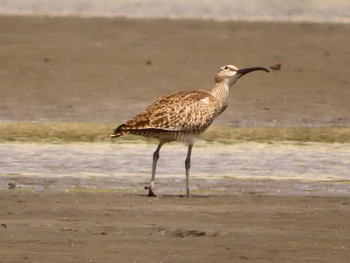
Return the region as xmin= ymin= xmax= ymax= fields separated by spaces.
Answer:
xmin=111 ymin=64 xmax=269 ymax=197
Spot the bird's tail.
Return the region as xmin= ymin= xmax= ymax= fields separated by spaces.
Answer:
xmin=110 ymin=124 xmax=128 ymax=138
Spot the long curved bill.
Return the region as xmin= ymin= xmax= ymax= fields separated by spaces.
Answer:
xmin=237 ymin=66 xmax=269 ymax=77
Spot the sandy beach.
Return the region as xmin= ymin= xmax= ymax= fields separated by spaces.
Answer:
xmin=0 ymin=15 xmax=350 ymax=262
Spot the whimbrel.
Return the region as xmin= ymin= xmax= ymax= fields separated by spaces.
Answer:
xmin=111 ymin=65 xmax=269 ymax=197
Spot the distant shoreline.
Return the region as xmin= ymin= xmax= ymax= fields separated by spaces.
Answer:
xmin=1 ymin=14 xmax=349 ymax=25
xmin=0 ymin=0 xmax=349 ymax=24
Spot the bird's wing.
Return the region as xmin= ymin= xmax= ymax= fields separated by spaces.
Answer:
xmin=122 ymin=90 xmax=216 ymax=133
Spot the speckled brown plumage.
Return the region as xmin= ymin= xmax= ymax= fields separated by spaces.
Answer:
xmin=112 ymin=90 xmax=218 ymax=143
xmin=111 ymin=65 xmax=269 ymax=197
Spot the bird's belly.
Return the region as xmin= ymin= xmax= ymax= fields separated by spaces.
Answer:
xmin=137 ymin=130 xmax=200 ymax=145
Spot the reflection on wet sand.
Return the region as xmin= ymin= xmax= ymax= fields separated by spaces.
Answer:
xmin=0 ymin=142 xmax=349 ymax=195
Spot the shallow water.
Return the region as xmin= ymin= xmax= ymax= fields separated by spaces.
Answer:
xmin=0 ymin=142 xmax=350 ymax=180
xmin=0 ymin=142 xmax=349 ymax=182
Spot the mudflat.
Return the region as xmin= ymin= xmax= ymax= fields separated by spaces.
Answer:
xmin=1 ymin=16 xmax=350 ymax=263
xmin=0 ymin=16 xmax=349 ymax=126
xmin=0 ymin=190 xmax=349 ymax=263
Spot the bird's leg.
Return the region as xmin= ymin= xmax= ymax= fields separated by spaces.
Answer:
xmin=147 ymin=142 xmax=164 ymax=197
xmin=184 ymin=144 xmax=193 ymax=198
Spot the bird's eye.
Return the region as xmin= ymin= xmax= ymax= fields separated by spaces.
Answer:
xmin=224 ymin=66 xmax=229 ymax=70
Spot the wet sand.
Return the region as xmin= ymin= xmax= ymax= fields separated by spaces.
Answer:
xmin=1 ymin=142 xmax=350 ymax=183
xmin=0 ymin=140 xmax=342 ymax=263
xmin=1 ymin=190 xmax=349 ymax=263
xmin=1 ymin=16 xmax=350 ymax=262
xmin=0 ymin=16 xmax=349 ymax=126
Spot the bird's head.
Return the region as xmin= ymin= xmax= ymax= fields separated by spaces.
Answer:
xmin=215 ymin=65 xmax=269 ymax=86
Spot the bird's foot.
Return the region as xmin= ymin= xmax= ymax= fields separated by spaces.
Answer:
xmin=145 ymin=186 xmax=157 ymax=197
xmin=182 ymin=189 xmax=192 ymax=198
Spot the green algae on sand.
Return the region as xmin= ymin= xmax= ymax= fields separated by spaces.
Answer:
xmin=0 ymin=122 xmax=349 ymax=143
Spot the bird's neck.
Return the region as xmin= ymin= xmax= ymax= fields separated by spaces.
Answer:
xmin=210 ymin=81 xmax=230 ymax=116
